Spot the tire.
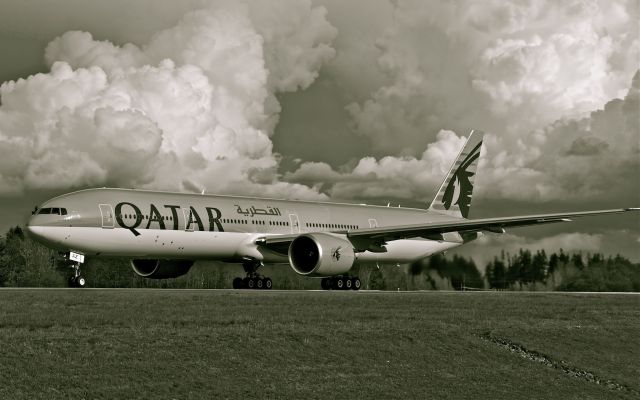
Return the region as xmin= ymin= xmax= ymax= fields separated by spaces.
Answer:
xmin=336 ymin=278 xmax=344 ymax=290
xmin=247 ymin=278 xmax=256 ymax=289
xmin=345 ymin=278 xmax=352 ymax=289
xmin=68 ymin=276 xmax=77 ymax=288
xmin=76 ymin=276 xmax=86 ymax=287
xmin=353 ymin=278 xmax=361 ymax=291
xmin=264 ymin=278 xmax=273 ymax=290
xmin=320 ymin=278 xmax=329 ymax=290
xmin=257 ymin=279 xmax=264 ymax=289
xmin=233 ymin=277 xmax=244 ymax=289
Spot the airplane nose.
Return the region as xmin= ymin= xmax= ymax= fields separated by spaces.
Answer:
xmin=24 ymin=215 xmax=36 ymax=239
xmin=24 ymin=211 xmax=42 ymax=241
xmin=24 ymin=221 xmax=49 ymax=245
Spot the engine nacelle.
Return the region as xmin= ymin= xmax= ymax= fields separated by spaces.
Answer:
xmin=131 ymin=259 xmax=194 ymax=279
xmin=288 ymin=233 xmax=356 ymax=277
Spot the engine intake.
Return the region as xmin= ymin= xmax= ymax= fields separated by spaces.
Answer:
xmin=288 ymin=233 xmax=355 ymax=276
xmin=131 ymin=259 xmax=194 ymax=279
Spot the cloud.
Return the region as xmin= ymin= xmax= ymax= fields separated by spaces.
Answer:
xmin=287 ymin=70 xmax=639 ymax=204
xmin=478 ymin=70 xmax=639 ymax=202
xmin=565 ymin=136 xmax=609 ymax=156
xmin=285 ymin=129 xmax=466 ymax=201
xmin=345 ymin=0 xmax=638 ymax=154
xmin=0 ymin=0 xmax=336 ymax=198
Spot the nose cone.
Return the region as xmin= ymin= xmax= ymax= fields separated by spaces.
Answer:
xmin=25 ymin=212 xmax=49 ymax=245
xmin=24 ymin=213 xmax=38 ymax=240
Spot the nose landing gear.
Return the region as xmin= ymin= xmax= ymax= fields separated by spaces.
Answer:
xmin=68 ymin=263 xmax=86 ymax=288
xmin=61 ymin=251 xmax=86 ymax=288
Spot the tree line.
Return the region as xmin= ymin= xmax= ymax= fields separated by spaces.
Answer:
xmin=1 ymin=226 xmax=638 ymax=291
xmin=484 ymin=248 xmax=640 ymax=292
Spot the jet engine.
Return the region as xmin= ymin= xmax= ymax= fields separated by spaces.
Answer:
xmin=288 ymin=233 xmax=356 ymax=276
xmin=131 ymin=259 xmax=194 ymax=279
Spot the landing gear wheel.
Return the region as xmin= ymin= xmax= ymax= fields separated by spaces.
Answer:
xmin=68 ymin=260 xmax=85 ymax=288
xmin=256 ymin=278 xmax=264 ymax=289
xmin=264 ymin=278 xmax=272 ymax=290
xmin=322 ymin=276 xmax=360 ymax=291
xmin=233 ymin=277 xmax=244 ymax=289
xmin=247 ymin=277 xmax=256 ymax=289
xmin=68 ymin=275 xmax=85 ymax=288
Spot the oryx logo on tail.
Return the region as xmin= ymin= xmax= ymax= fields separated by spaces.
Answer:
xmin=429 ymin=130 xmax=484 ymax=219
xmin=442 ymin=141 xmax=481 ymax=218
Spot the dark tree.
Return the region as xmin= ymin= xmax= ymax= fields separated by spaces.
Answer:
xmin=571 ymin=253 xmax=584 ymax=269
xmin=486 ymin=257 xmax=508 ymax=289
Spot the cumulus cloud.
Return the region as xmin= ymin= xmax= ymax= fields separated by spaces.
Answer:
xmin=285 ymin=129 xmax=467 ymax=201
xmin=288 ymin=65 xmax=639 ymax=205
xmin=346 ymin=0 xmax=638 ymax=154
xmin=478 ymin=70 xmax=639 ymax=202
xmin=307 ymin=0 xmax=638 ymax=209
xmin=0 ymin=0 xmax=336 ymax=197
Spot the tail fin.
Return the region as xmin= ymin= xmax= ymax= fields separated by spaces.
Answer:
xmin=428 ymin=130 xmax=484 ymax=219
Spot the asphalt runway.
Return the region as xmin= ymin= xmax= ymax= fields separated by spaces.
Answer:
xmin=1 ymin=287 xmax=638 ymax=295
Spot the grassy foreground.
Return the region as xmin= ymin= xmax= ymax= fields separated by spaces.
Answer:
xmin=0 ymin=290 xmax=638 ymax=399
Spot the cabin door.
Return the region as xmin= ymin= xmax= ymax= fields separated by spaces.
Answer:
xmin=289 ymin=214 xmax=300 ymax=234
xmin=99 ymin=204 xmax=114 ymax=228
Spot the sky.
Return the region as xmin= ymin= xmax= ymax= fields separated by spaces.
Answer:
xmin=0 ymin=0 xmax=638 ymax=265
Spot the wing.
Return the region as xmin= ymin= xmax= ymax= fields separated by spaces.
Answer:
xmin=257 ymin=208 xmax=638 ymax=252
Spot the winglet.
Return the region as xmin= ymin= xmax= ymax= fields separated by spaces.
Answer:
xmin=429 ymin=130 xmax=484 ymax=219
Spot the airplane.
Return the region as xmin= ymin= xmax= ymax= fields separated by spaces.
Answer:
xmin=25 ymin=130 xmax=638 ymax=289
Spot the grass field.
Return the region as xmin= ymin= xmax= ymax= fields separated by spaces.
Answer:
xmin=0 ymin=290 xmax=638 ymax=399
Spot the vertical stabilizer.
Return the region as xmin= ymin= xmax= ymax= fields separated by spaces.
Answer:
xmin=428 ymin=130 xmax=484 ymax=219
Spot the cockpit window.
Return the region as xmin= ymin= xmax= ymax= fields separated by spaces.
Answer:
xmin=38 ymin=207 xmax=68 ymax=216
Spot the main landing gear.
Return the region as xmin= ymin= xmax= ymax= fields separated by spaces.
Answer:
xmin=232 ymin=260 xmax=272 ymax=290
xmin=321 ymin=276 xmax=361 ymax=291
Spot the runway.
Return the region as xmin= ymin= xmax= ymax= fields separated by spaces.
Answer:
xmin=1 ymin=287 xmax=638 ymax=295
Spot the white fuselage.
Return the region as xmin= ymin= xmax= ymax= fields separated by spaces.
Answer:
xmin=26 ymin=188 xmax=470 ymax=266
